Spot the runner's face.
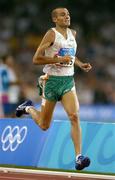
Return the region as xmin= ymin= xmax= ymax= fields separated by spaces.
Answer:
xmin=54 ymin=8 xmax=70 ymax=27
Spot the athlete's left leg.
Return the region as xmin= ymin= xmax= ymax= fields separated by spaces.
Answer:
xmin=61 ymin=88 xmax=90 ymax=170
xmin=61 ymin=88 xmax=81 ymax=156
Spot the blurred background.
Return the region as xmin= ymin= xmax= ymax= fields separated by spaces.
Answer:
xmin=0 ymin=0 xmax=115 ymax=117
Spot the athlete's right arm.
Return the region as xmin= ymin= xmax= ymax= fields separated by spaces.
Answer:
xmin=33 ymin=29 xmax=71 ymax=65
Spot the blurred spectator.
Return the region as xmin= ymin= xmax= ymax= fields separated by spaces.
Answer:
xmin=1 ymin=54 xmax=21 ymax=117
xmin=0 ymin=58 xmax=10 ymax=117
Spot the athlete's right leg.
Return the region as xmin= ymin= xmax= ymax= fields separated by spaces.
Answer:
xmin=16 ymin=98 xmax=56 ymax=130
xmin=27 ymin=99 xmax=56 ymax=130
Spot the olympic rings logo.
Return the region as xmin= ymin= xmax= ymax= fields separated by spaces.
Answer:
xmin=1 ymin=126 xmax=27 ymax=151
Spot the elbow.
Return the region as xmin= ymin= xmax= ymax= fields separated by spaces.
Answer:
xmin=33 ymin=56 xmax=40 ymax=65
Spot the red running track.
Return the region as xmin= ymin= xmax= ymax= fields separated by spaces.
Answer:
xmin=0 ymin=168 xmax=114 ymax=180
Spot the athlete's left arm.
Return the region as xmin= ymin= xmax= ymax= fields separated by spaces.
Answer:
xmin=71 ymin=29 xmax=92 ymax=72
xmin=75 ymin=57 xmax=92 ymax=72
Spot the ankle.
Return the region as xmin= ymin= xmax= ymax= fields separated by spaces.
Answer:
xmin=76 ymin=154 xmax=82 ymax=160
xmin=25 ymin=106 xmax=33 ymax=113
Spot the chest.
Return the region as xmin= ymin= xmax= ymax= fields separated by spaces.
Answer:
xmin=54 ymin=32 xmax=77 ymax=50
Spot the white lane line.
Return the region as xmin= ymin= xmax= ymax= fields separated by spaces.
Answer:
xmin=0 ymin=167 xmax=115 ymax=180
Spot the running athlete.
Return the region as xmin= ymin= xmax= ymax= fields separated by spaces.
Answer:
xmin=16 ymin=7 xmax=92 ymax=170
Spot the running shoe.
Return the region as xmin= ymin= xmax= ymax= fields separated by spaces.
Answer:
xmin=75 ymin=155 xmax=90 ymax=170
xmin=16 ymin=100 xmax=33 ymax=117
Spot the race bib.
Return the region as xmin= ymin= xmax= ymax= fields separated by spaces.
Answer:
xmin=56 ymin=48 xmax=75 ymax=67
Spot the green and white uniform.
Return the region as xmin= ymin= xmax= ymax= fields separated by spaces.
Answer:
xmin=43 ymin=28 xmax=77 ymax=76
xmin=42 ymin=28 xmax=77 ymax=101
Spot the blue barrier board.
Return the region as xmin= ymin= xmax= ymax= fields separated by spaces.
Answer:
xmin=0 ymin=118 xmax=115 ymax=173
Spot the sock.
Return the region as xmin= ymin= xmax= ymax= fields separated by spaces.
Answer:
xmin=25 ymin=106 xmax=33 ymax=113
xmin=76 ymin=154 xmax=82 ymax=160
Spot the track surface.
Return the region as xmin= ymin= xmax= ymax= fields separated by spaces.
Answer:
xmin=0 ymin=168 xmax=115 ymax=180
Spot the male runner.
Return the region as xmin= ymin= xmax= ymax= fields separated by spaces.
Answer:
xmin=16 ymin=7 xmax=92 ymax=170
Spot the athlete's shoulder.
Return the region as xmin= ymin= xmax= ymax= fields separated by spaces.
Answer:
xmin=44 ymin=28 xmax=55 ymax=38
xmin=41 ymin=28 xmax=55 ymax=45
xmin=69 ymin=28 xmax=77 ymax=38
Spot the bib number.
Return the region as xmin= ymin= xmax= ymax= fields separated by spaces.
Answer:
xmin=59 ymin=58 xmax=74 ymax=67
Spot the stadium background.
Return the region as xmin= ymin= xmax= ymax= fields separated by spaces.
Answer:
xmin=0 ymin=0 xmax=115 ymax=175
xmin=0 ymin=0 xmax=115 ymax=107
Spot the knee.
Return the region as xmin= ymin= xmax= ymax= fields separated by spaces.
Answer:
xmin=69 ymin=112 xmax=79 ymax=124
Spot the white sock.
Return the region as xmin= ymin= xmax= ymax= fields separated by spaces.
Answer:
xmin=25 ymin=106 xmax=33 ymax=113
xmin=76 ymin=154 xmax=81 ymax=160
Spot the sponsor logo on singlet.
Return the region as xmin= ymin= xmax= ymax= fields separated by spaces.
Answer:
xmin=56 ymin=48 xmax=75 ymax=67
xmin=58 ymin=48 xmax=75 ymax=56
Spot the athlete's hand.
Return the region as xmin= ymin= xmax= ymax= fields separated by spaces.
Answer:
xmin=80 ymin=63 xmax=92 ymax=72
xmin=58 ymin=55 xmax=72 ymax=64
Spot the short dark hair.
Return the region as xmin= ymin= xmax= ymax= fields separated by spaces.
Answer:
xmin=51 ymin=8 xmax=58 ymax=20
xmin=2 ymin=54 xmax=12 ymax=63
xmin=51 ymin=7 xmax=66 ymax=19
xmin=2 ymin=54 xmax=9 ymax=63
